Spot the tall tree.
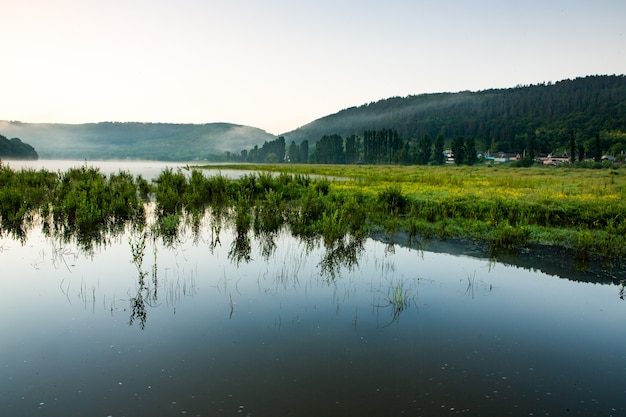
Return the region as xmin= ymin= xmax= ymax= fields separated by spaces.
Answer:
xmin=569 ymin=130 xmax=576 ymax=163
xmin=416 ymin=135 xmax=432 ymax=165
xmin=288 ymin=141 xmax=299 ymax=163
xmin=592 ymin=133 xmax=602 ymax=162
xmin=465 ymin=136 xmax=477 ymax=165
xmin=526 ymin=129 xmax=536 ymax=160
xmin=345 ymin=134 xmax=359 ymax=164
xmin=299 ymin=140 xmax=309 ymax=164
xmin=433 ymin=134 xmax=445 ymax=165
xmin=577 ymin=143 xmax=585 ymax=162
xmin=275 ymin=136 xmax=286 ymax=163
xmin=451 ymin=136 xmax=465 ymax=165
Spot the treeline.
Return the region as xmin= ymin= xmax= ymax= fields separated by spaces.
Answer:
xmin=229 ymin=129 xmax=482 ymax=166
xmin=229 ymin=126 xmax=621 ymax=167
xmin=227 ymin=136 xmax=311 ymax=164
xmin=0 ymin=134 xmax=38 ymax=160
xmin=282 ymin=75 xmax=626 ymax=158
xmin=309 ymin=130 xmax=479 ymax=165
xmin=227 ymin=137 xmax=286 ymax=163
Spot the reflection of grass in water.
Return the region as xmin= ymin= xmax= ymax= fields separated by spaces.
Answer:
xmin=164 ymin=268 xmax=198 ymax=308
xmin=50 ymin=241 xmax=77 ymax=272
xmin=465 ymin=271 xmax=476 ymax=298
xmin=129 ymin=233 xmax=147 ymax=272
xmin=463 ymin=270 xmax=492 ymax=299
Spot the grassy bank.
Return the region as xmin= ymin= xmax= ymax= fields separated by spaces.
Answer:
xmin=2 ymin=161 xmax=625 ymax=264
xmin=198 ymin=163 xmax=626 ymax=262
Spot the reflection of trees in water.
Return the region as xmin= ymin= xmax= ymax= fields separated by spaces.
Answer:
xmin=10 ymin=193 xmax=626 ymax=334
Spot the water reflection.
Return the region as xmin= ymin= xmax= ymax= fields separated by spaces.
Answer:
xmin=2 ymin=205 xmax=626 ymax=416
xmin=128 ymin=232 xmax=158 ymax=329
xmin=319 ymin=234 xmax=365 ymax=280
xmin=2 ymin=200 xmax=625 ymax=338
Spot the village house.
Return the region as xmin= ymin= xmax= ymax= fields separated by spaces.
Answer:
xmin=538 ymin=154 xmax=570 ymax=165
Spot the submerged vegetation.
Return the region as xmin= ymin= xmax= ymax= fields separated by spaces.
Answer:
xmin=1 ymin=161 xmax=625 ymax=269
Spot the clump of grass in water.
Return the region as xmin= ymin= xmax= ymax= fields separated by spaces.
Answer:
xmin=375 ymin=278 xmax=416 ymax=326
xmin=389 ymin=280 xmax=409 ymax=311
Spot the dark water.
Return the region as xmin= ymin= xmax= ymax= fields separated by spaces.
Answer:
xmin=1 ymin=161 xmax=625 ymax=416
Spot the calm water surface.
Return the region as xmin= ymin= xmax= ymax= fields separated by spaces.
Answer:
xmin=1 ymin=161 xmax=625 ymax=416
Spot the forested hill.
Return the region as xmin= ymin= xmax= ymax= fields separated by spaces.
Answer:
xmin=0 ymin=121 xmax=276 ymax=161
xmin=0 ymin=134 xmax=38 ymax=160
xmin=282 ymin=75 xmax=626 ymax=154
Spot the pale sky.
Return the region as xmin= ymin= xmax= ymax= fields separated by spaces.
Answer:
xmin=2 ymin=0 xmax=625 ymax=135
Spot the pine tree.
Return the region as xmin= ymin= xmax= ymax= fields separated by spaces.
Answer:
xmin=433 ymin=134 xmax=445 ymax=165
xmin=577 ymin=143 xmax=585 ymax=162
xmin=345 ymin=135 xmax=358 ymax=164
xmin=452 ymin=137 xmax=465 ymax=165
xmin=593 ymin=133 xmax=602 ymax=162
xmin=299 ymin=140 xmax=309 ymax=164
xmin=288 ymin=141 xmax=299 ymax=163
xmin=526 ymin=129 xmax=536 ymax=160
xmin=465 ymin=137 xmax=477 ymax=165
xmin=416 ymin=135 xmax=432 ymax=165
xmin=569 ymin=130 xmax=576 ymax=163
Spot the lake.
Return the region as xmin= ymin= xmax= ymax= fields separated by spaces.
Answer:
xmin=1 ymin=161 xmax=625 ymax=416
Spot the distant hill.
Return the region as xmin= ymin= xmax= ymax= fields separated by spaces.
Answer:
xmin=282 ymin=75 xmax=626 ymax=155
xmin=0 ymin=134 xmax=38 ymax=160
xmin=4 ymin=75 xmax=625 ymax=162
xmin=0 ymin=121 xmax=276 ymax=161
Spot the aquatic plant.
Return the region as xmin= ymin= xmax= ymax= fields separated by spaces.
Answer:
xmin=374 ymin=277 xmax=416 ymax=326
xmin=154 ymin=167 xmax=187 ymax=216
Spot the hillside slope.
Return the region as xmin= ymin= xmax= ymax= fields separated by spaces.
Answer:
xmin=0 ymin=134 xmax=38 ymax=160
xmin=0 ymin=121 xmax=276 ymax=161
xmin=282 ymin=75 xmax=626 ymax=154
